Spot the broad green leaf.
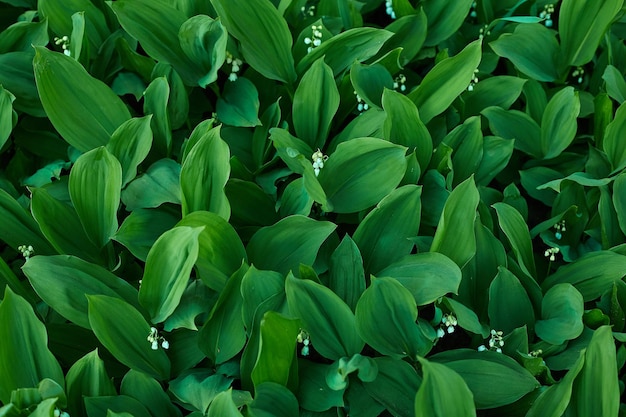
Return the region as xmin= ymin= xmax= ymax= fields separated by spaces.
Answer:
xmin=0 ymin=86 xmax=15 ymax=151
xmin=362 ymin=357 xmax=421 ymax=417
xmin=415 ymin=357 xmax=476 ymax=417
xmin=69 ymin=147 xmax=122 ymax=248
xmin=408 ymin=40 xmax=482 ymax=123
xmin=0 ymin=19 xmax=48 ymax=53
xmin=355 ymin=277 xmax=431 ymax=359
xmin=87 ymin=294 xmax=170 ymax=380
xmin=217 ymin=77 xmax=261 ymax=127
xmin=475 ymin=136 xmax=514 ymax=186
xmin=278 ymin=177 xmax=313 ymax=217
xmin=377 ymin=11 xmax=427 ymax=65
xmin=23 ymin=255 xmax=139 ymax=329
xmin=226 ymin=179 xmax=279 ymax=229
xmin=33 ymin=47 xmax=131 ymax=152
xmin=109 ymin=0 xmax=219 ymax=86
xmin=293 ymin=57 xmax=339 ymax=149
xmin=540 ymin=87 xmax=580 ymax=159
xmin=211 ymin=0 xmax=296 ymax=83
xmin=122 ymin=158 xmax=182 ymax=211
xmin=168 ymin=371 xmax=233 ymax=414
xmin=114 ymin=207 xmax=180 ymax=261
xmin=462 ymin=76 xmax=526 ymax=117
xmin=568 ymin=326 xmax=619 ymax=416
xmin=85 ymin=396 xmax=152 ymax=417
xmin=247 ymin=382 xmax=299 ymax=417
xmin=207 ymin=389 xmax=243 ymax=417
xmin=431 ymin=349 xmax=539 ymax=409
xmin=441 ymin=297 xmax=489 ymax=337
xmin=0 ymin=51 xmax=45 ymax=117
xmin=493 ymin=202 xmax=537 ymax=277
xmin=297 ymin=360 xmax=345 ymax=411
xmin=152 ymin=63 xmax=188 ymax=130
xmin=198 ymin=265 xmax=247 ymax=364
xmin=382 ymin=88 xmax=432 ymax=171
xmin=0 ymin=256 xmax=34 ymax=305
xmin=0 ymin=188 xmax=55 ymax=255
xmin=603 ymin=65 xmax=626 ymax=103
xmin=180 ymin=125 xmax=230 ymax=219
xmin=542 ymin=251 xmax=626 ymax=301
xmin=350 ymin=61 xmax=393 ymax=109
xmin=0 ymin=287 xmax=64 ymax=404
xmin=423 ymin=0 xmax=473 ymax=46
xmin=30 ymin=187 xmax=102 ymax=263
xmin=488 ymin=267 xmax=535 ymax=334
xmin=603 ymin=101 xmax=626 ymax=172
xmin=353 ymin=185 xmax=421 ymax=275
xmin=297 ymin=27 xmax=393 ymax=76
xmin=120 ymin=370 xmax=182 ymax=417
xmin=443 ymin=116 xmax=484 ymax=186
xmin=535 ymin=284 xmax=584 ymax=345
xmin=251 ymin=311 xmax=300 ymax=388
xmin=240 ymin=266 xmax=285 ymax=331
xmin=328 ymin=235 xmax=365 ymax=311
xmin=317 ymin=137 xmax=407 ymax=213
xmin=286 ymin=273 xmax=364 ymax=360
xmin=326 ymin=354 xmax=378 ymax=391
xmin=176 ymin=211 xmax=247 ymax=291
xmin=430 ymin=176 xmax=479 ymax=268
xmin=377 ymin=253 xmax=461 ymax=306
xmin=66 ymin=350 xmax=116 ymax=417
xmin=489 ymin=24 xmax=560 ymax=82
xmin=143 ymin=77 xmax=171 ymax=159
xmin=178 ymin=14 xmax=227 ymax=87
xmin=559 ymin=0 xmax=624 ymax=66
xmin=613 ymin=172 xmax=626 ymax=236
xmin=139 ymin=226 xmax=203 ymax=323
xmin=106 ymin=116 xmax=153 ymax=188
xmin=482 ymin=106 xmax=542 ymax=158
xmin=247 ymin=215 xmax=336 ymax=276
xmin=270 ymin=128 xmax=314 ymax=175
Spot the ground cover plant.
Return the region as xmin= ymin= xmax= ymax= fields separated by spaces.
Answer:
xmin=1 ymin=0 xmax=626 ymax=415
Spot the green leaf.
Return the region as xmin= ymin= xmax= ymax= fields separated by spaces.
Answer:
xmin=114 ymin=207 xmax=180 ymax=261
xmin=423 ymin=0 xmax=474 ymax=46
xmin=0 ymin=19 xmax=48 ymax=53
xmin=87 ymin=294 xmax=170 ymax=380
xmin=181 ymin=125 xmax=230 ymax=219
xmin=603 ymin=101 xmax=626 ymax=172
xmin=431 ymin=349 xmax=539 ymax=409
xmin=475 ymin=136 xmax=514 ymax=186
xmin=251 ymin=311 xmax=300 ymax=388
xmin=415 ymin=357 xmax=476 ymax=417
xmin=317 ymin=137 xmax=407 ymax=213
xmin=122 ymin=158 xmax=182 ymax=211
xmin=493 ymin=202 xmax=537 ymax=277
xmin=286 ymin=273 xmax=364 ymax=360
xmin=540 ymin=87 xmax=580 ymax=159
xmin=120 ymin=370 xmax=182 ymax=417
xmin=106 ymin=116 xmax=154 ymax=188
xmin=382 ymin=88 xmax=432 ymax=171
xmin=535 ymin=283 xmax=584 ymax=345
xmin=0 ymin=51 xmax=45 ymax=117
xmin=482 ymin=106 xmax=542 ymax=158
xmin=559 ymin=0 xmax=624 ymax=66
xmin=33 ymin=47 xmax=131 ymax=152
xmin=176 ymin=211 xmax=247 ymax=291
xmin=139 ymin=226 xmax=203 ymax=323
xmin=247 ymin=215 xmax=336 ymax=276
xmin=143 ymin=77 xmax=171 ymax=158
xmin=488 ymin=267 xmax=535 ymax=334
xmin=408 ymin=40 xmax=482 ymax=123
xmin=85 ymin=396 xmax=152 ymax=417
xmin=378 ymin=12 xmax=427 ymax=65
xmin=352 ymin=185 xmax=421 ymax=275
xmin=350 ymin=61 xmax=393 ymax=109
xmin=270 ymin=128 xmax=314 ymax=175
xmin=297 ymin=27 xmax=393 ymax=77
xmin=211 ymin=0 xmax=296 ymax=83
xmin=293 ymin=57 xmax=339 ymax=149
xmin=603 ymin=65 xmax=626 ymax=103
xmin=462 ymin=76 xmax=526 ymax=117
xmin=23 ymin=255 xmax=139 ymax=329
xmin=69 ymin=146 xmax=122 ymax=248
xmin=66 ymin=350 xmax=116 ymax=417
xmin=613 ymin=172 xmax=626 ymax=236
xmin=207 ymin=389 xmax=244 ymax=417
xmin=362 ymin=357 xmax=421 ymax=417
xmin=355 ymin=277 xmax=431 ymax=359
xmin=297 ymin=360 xmax=345 ymax=412
xmin=0 ymin=287 xmax=64 ymax=404
xmin=542 ymin=251 xmax=626 ymax=301
xmin=490 ymin=24 xmax=560 ymax=82
xmin=169 ymin=371 xmax=233 ymax=414
xmin=247 ymin=382 xmax=299 ymax=417
xmin=0 ymin=86 xmax=15 ymax=151
xmin=444 ymin=116 xmax=484 ymax=186
xmin=178 ymin=14 xmax=227 ymax=87
xmin=328 ymin=235 xmax=365 ymax=311
xmin=430 ymin=176 xmax=479 ymax=268
xmin=217 ymin=77 xmax=261 ymax=127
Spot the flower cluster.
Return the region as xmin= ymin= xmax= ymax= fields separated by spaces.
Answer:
xmin=436 ymin=313 xmax=458 ymax=338
xmin=478 ymin=25 xmax=491 ymax=40
xmin=572 ymin=67 xmax=584 ymax=84
xmin=147 ymin=327 xmax=169 ymax=350
xmin=354 ymin=91 xmax=369 ymax=113
xmin=54 ymin=35 xmax=71 ymax=56
xmin=393 ymin=74 xmax=407 ymax=92
xmin=540 ymin=4 xmax=555 ymax=27
xmin=225 ymin=51 xmax=243 ymax=82
xmin=304 ymin=25 xmax=323 ymax=54
xmin=544 ymin=247 xmax=560 ymax=262
xmin=478 ymin=329 xmax=504 ymax=353
xmin=554 ymin=220 xmax=566 ymax=240
xmin=54 ymin=409 xmax=70 ymax=417
xmin=385 ymin=0 xmax=396 ymax=19
xmin=297 ymin=329 xmax=311 ymax=356
xmin=469 ymin=1 xmax=477 ymax=19
xmin=18 ymin=244 xmax=34 ymax=260
xmin=301 ymin=4 xmax=315 ymax=17
xmin=467 ymin=69 xmax=479 ymax=91
xmin=311 ymin=149 xmax=328 ymax=177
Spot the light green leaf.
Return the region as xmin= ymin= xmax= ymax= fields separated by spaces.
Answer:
xmin=216 ymin=77 xmax=261 ymax=127
xmin=69 ymin=146 xmax=122 ymax=248
xmin=535 ymin=283 xmax=584 ymax=345
xmin=85 ymin=396 xmax=152 ymax=417
xmin=286 ymin=273 xmax=364 ymax=360
xmin=603 ymin=101 xmax=626 ymax=172
xmin=247 ymin=215 xmax=336 ymax=276
xmin=0 ymin=287 xmax=64 ymax=404
xmin=143 ymin=76 xmax=171 ymax=158
xmin=87 ymin=294 xmax=170 ymax=380
xmin=293 ymin=57 xmax=339 ymax=149
xmin=66 ymin=350 xmax=116 ymax=417
xmin=493 ymin=202 xmax=537 ymax=278
xmin=178 ymin=15 xmax=227 ymax=87
xmin=106 ymin=116 xmax=154 ymax=188
xmin=33 ymin=47 xmax=131 ymax=151
xmin=603 ymin=65 xmax=626 ymax=103
xmin=613 ymin=172 xmax=626 ymax=236
xmin=139 ymin=226 xmax=203 ymax=323
xmin=114 ymin=208 xmax=179 ymax=261
xmin=120 ymin=370 xmax=182 ymax=417
xmin=247 ymin=382 xmax=299 ymax=417
xmin=169 ymin=371 xmax=233 ymax=414
xmin=540 ymin=87 xmax=580 ymax=159
xmin=122 ymin=158 xmax=182 ymax=211
xmin=211 ymin=0 xmax=296 ymax=83
xmin=0 ymin=86 xmax=15 ymax=151
xmin=408 ymin=40 xmax=482 ymax=123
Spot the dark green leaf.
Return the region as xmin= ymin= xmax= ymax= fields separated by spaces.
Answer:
xmin=328 ymin=235 xmax=365 ymax=311
xmin=65 ymin=350 xmax=116 ymax=417
xmin=493 ymin=202 xmax=537 ymax=278
xmin=423 ymin=0 xmax=474 ymax=46
xmin=603 ymin=65 xmax=626 ymax=103
xmin=540 ymin=87 xmax=580 ymax=159
xmin=106 ymin=116 xmax=153 ymax=188
xmin=217 ymin=77 xmax=261 ymax=127
xmin=120 ymin=370 xmax=182 ymax=417
xmin=462 ymin=76 xmax=526 ymax=117
xmin=535 ymin=283 xmax=584 ymax=345
xmin=488 ymin=267 xmax=535 ymax=334
xmin=143 ymin=77 xmax=171 ymax=158
xmin=482 ymin=106 xmax=542 ymax=158
xmin=178 ymin=14 xmax=227 ymax=87
xmin=122 ymin=158 xmax=182 ymax=211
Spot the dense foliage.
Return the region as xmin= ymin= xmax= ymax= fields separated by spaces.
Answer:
xmin=1 ymin=0 xmax=626 ymax=415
